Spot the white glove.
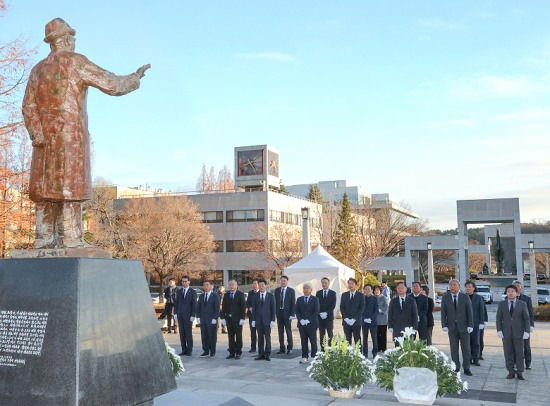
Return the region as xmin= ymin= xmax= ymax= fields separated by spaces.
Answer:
xmin=190 ymin=316 xmax=195 ymax=322
xmin=349 ymin=318 xmax=356 ymax=326
xmin=530 ymin=326 xmax=535 ymax=333
xmin=319 ymin=312 xmax=327 ymax=319
xmin=196 ymin=318 xmax=201 ymax=324
xmin=484 ymin=321 xmax=488 ymax=327
xmin=523 ymin=332 xmax=530 ymax=340
xmin=467 ymin=327 xmax=473 ymax=333
xmin=304 ymin=319 xmax=310 ymax=325
xmin=270 ymin=321 xmax=275 ymax=329
xmin=239 ymin=319 xmax=245 ymax=326
xmin=365 ymin=318 xmax=372 ymax=324
xmin=289 ymin=316 xmax=295 ymax=320
xmin=300 ymin=319 xmax=307 ymax=326
xmin=497 ymin=331 xmax=504 ymax=339
xmin=479 ymin=324 xmax=484 ymax=330
xmin=343 ymin=318 xmax=350 ymax=324
xmin=221 ymin=319 xmax=226 ymax=327
xmin=251 ymin=321 xmax=256 ymax=328
xmin=388 ymin=328 xmax=393 ymax=333
xmin=378 ymin=309 xmax=383 ymax=313
xmin=442 ymin=327 xmax=449 ymax=333
xmin=173 ymin=314 xmax=177 ymax=321
xmin=211 ymin=319 xmax=217 ymax=325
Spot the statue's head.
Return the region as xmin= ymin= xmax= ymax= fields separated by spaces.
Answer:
xmin=44 ymin=18 xmax=76 ymax=52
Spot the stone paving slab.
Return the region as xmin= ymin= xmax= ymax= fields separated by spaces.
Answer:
xmin=155 ymin=319 xmax=550 ymax=406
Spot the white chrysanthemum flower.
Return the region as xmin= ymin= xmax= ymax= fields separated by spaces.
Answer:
xmin=395 ymin=336 xmax=405 ymax=347
xmin=403 ymin=326 xmax=416 ymax=337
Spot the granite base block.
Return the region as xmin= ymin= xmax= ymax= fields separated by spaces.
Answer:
xmin=0 ymin=258 xmax=176 ymax=406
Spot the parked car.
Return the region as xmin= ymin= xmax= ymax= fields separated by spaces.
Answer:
xmin=434 ymin=295 xmax=442 ymax=310
xmin=537 ymin=288 xmax=550 ymax=305
xmin=470 ymin=273 xmax=478 ymax=280
xmin=476 ymin=285 xmax=493 ymax=304
xmin=537 ymin=274 xmax=547 ymax=283
xmin=151 ymin=293 xmax=160 ymax=304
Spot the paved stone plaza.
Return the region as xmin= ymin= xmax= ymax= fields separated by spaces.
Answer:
xmin=155 ymin=315 xmax=550 ymax=406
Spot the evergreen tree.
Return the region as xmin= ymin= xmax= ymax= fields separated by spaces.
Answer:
xmin=332 ymin=192 xmax=359 ymax=269
xmin=306 ymin=184 xmax=324 ymax=203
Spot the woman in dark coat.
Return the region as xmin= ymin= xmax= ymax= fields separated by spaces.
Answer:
xmin=421 ymin=286 xmax=435 ymax=345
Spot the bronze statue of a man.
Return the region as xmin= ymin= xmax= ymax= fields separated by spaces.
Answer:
xmin=22 ymin=18 xmax=150 ymax=249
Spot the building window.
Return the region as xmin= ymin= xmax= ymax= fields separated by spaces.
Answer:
xmin=202 ymin=211 xmax=223 ymax=223
xmin=269 ymin=210 xmax=284 ymax=223
xmin=213 ymin=240 xmax=224 ymax=252
xmin=226 ymin=240 xmax=262 ymax=252
xmin=227 ymin=270 xmax=256 ymax=286
xmin=227 ymin=209 xmax=265 ymax=222
xmin=269 ymin=210 xmax=300 ymax=225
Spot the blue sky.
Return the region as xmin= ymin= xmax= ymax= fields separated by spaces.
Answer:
xmin=3 ymin=1 xmax=550 ymax=228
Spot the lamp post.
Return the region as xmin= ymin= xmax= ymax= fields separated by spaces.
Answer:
xmin=301 ymin=207 xmax=311 ymax=257
xmin=427 ymin=242 xmax=435 ymax=299
xmin=528 ymin=241 xmax=538 ymax=306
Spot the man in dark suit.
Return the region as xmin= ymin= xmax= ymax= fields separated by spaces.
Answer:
xmin=388 ymin=282 xmax=418 ymax=345
xmin=246 ymin=278 xmax=260 ymax=353
xmin=197 ymin=280 xmax=220 ymax=357
xmin=174 ymin=275 xmax=197 ymax=356
xmin=479 ymin=285 xmax=488 ymax=360
xmin=514 ymin=281 xmax=535 ymax=370
xmin=163 ymin=278 xmax=178 ymax=334
xmin=296 ymin=282 xmax=320 ymax=364
xmin=274 ymin=275 xmax=296 ymax=354
xmin=465 ymin=281 xmax=485 ymax=367
xmin=251 ymin=279 xmax=276 ymax=361
xmin=441 ymin=279 xmax=474 ymax=376
xmin=409 ymin=281 xmax=429 ymax=341
xmin=497 ymin=284 xmax=531 ymax=380
xmin=316 ymin=277 xmax=336 ymax=350
xmin=221 ymin=279 xmax=246 ymax=359
xmin=340 ymin=278 xmax=365 ymax=345
xmin=421 ymin=286 xmax=435 ymax=345
xmin=362 ymin=284 xmax=379 ymax=358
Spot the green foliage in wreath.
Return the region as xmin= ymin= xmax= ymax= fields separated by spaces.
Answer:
xmin=307 ymin=335 xmax=373 ymax=391
xmin=373 ymin=328 xmax=467 ymax=397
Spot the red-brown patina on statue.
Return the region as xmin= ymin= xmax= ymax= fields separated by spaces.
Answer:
xmin=22 ymin=18 xmax=150 ymax=249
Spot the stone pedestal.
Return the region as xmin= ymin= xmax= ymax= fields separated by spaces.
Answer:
xmin=0 ymin=258 xmax=176 ymax=406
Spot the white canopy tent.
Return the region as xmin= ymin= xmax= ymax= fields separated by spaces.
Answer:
xmin=284 ymin=245 xmax=356 ymax=318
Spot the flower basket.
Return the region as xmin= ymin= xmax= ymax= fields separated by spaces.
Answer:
xmin=307 ymin=336 xmax=373 ymax=398
xmin=165 ymin=341 xmax=185 ymax=377
xmin=373 ymin=327 xmax=466 ymax=402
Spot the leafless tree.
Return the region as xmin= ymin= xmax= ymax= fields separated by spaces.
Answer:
xmin=196 ymin=163 xmax=234 ymax=193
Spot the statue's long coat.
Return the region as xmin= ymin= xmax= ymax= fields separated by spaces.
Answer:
xmin=22 ymin=50 xmax=140 ymax=202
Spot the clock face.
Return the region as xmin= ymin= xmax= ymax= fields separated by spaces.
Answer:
xmin=238 ymin=149 xmax=264 ymax=176
xmin=268 ymin=151 xmax=279 ymax=177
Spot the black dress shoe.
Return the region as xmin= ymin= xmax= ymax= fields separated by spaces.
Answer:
xmin=526 ymin=363 xmax=531 ymax=370
xmin=210 ymin=353 xmax=215 ymax=357
xmin=265 ymin=356 xmax=271 ymax=361
xmin=479 ymin=356 xmax=484 ymax=360
xmin=185 ymin=353 xmax=192 ymax=356
xmin=254 ymin=356 xmax=265 ymax=360
xmin=464 ymin=370 xmax=472 ymax=376
xmin=454 ymin=368 xmax=460 ymax=373
xmin=472 ymin=361 xmax=481 ymax=366
xmin=287 ymin=349 xmax=292 ymax=355
xmin=200 ymin=352 xmax=209 ymax=358
xmin=235 ymin=355 xmax=241 ymax=359
xmin=507 ymin=372 xmax=515 ymax=379
xmin=517 ymin=373 xmax=525 ymax=380
xmin=276 ymin=350 xmax=285 ymax=354
xmin=249 ymin=349 xmax=256 ymax=353
xmin=226 ymin=354 xmax=235 ymax=359
xmin=178 ymin=352 xmax=186 ymax=356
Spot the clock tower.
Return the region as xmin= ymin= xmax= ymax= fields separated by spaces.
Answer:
xmin=234 ymin=145 xmax=280 ymax=191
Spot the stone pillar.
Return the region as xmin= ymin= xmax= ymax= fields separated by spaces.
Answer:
xmin=546 ymin=253 xmax=549 ymax=278
xmin=457 ymin=221 xmax=469 ymax=289
xmin=378 ymin=270 xmax=383 ymax=283
xmin=529 ymin=249 xmax=539 ymax=306
xmin=302 ymin=209 xmax=311 ymax=257
xmin=427 ymin=248 xmax=435 ymax=299
xmin=514 ymin=219 xmax=524 ymax=281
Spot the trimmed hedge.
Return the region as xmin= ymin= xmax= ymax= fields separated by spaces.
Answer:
xmin=534 ymin=304 xmax=550 ymax=322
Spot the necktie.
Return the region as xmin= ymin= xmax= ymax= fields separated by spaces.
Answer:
xmin=205 ymin=293 xmax=208 ymax=303
xmin=401 ymin=298 xmax=404 ymax=309
xmin=261 ymin=294 xmax=265 ymax=303
xmin=183 ymin=288 xmax=186 ymax=299
xmin=510 ymin=301 xmax=514 ymax=315
xmin=351 ymin=292 xmax=354 ymax=300
xmin=280 ymin=288 xmax=284 ymax=309
xmin=231 ymin=292 xmax=234 ymax=300
xmin=324 ymin=290 xmax=327 ymax=299
xmin=305 ymin=296 xmax=309 ymax=305
xmin=453 ymin=295 xmax=457 ymax=310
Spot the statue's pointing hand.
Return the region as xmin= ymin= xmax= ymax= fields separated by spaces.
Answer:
xmin=136 ymin=64 xmax=151 ymax=79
